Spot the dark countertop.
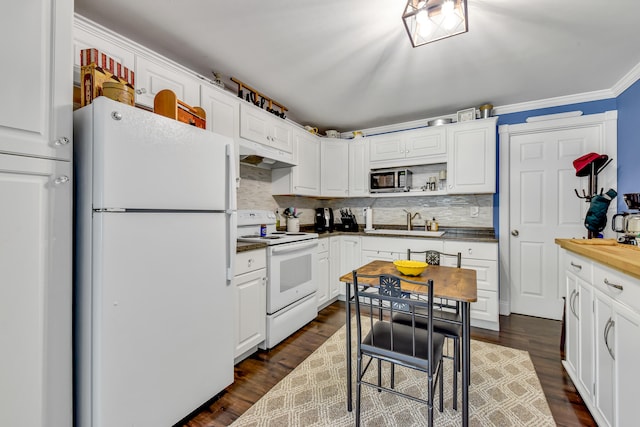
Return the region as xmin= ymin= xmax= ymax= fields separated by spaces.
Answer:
xmin=314 ymin=226 xmax=497 ymax=243
xmin=237 ymin=226 xmax=497 ymax=253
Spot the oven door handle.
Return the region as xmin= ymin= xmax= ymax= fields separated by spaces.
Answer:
xmin=271 ymin=240 xmax=318 ymax=255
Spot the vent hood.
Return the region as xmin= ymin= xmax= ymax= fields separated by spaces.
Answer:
xmin=239 ymin=139 xmax=296 ymax=169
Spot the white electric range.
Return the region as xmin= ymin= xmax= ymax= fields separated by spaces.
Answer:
xmin=237 ymin=210 xmax=319 ymax=349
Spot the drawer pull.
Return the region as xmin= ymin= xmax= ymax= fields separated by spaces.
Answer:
xmin=570 ymin=261 xmax=582 ymax=270
xmin=604 ymin=278 xmax=623 ymax=291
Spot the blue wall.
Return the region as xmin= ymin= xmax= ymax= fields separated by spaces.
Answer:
xmin=616 ymin=79 xmax=640 ymax=212
xmin=493 ymin=85 xmax=640 ymax=233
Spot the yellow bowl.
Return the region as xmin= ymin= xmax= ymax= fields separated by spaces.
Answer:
xmin=393 ymin=259 xmax=428 ymax=276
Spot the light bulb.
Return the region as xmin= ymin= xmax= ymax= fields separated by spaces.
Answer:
xmin=416 ymin=9 xmax=429 ymax=26
xmin=441 ymin=0 xmax=454 ymax=16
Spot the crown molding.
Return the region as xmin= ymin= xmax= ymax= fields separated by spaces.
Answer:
xmin=611 ymin=61 xmax=640 ymax=97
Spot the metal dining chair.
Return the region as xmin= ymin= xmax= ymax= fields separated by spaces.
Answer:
xmin=394 ymin=249 xmax=465 ymax=410
xmin=352 ymin=272 xmax=445 ymax=427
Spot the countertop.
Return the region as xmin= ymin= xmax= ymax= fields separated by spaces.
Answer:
xmin=237 ymin=226 xmax=497 ymax=253
xmin=555 ymin=238 xmax=640 ymax=279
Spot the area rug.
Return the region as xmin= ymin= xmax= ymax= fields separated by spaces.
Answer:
xmin=231 ymin=319 xmax=555 ymax=426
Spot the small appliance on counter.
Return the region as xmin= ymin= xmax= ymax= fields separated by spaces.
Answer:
xmin=337 ymin=208 xmax=359 ymax=232
xmin=612 ymin=193 xmax=640 ymax=245
xmin=315 ymin=207 xmax=334 ymax=232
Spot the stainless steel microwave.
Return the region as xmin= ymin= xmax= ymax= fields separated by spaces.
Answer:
xmin=369 ymin=168 xmax=412 ymax=193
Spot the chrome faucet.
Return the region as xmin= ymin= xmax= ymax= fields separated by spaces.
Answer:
xmin=403 ymin=210 xmax=421 ymax=230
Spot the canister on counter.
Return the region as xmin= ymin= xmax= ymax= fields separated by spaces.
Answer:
xmin=260 ymin=224 xmax=267 ymax=237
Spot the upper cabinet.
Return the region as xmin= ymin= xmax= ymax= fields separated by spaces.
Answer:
xmin=446 ymin=118 xmax=497 ymax=194
xmin=240 ymin=104 xmax=293 ymax=154
xmin=134 ymin=55 xmax=201 ymax=109
xmin=321 ymin=138 xmax=350 ymax=197
xmin=200 ymin=86 xmax=239 ymax=139
xmin=369 ymin=126 xmax=446 ymax=168
xmin=0 ymin=0 xmax=73 ymax=160
xmin=272 ymin=130 xmax=320 ymax=196
xmin=348 ymin=138 xmax=369 ymax=197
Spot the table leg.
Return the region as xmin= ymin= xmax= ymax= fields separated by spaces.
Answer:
xmin=462 ymin=302 xmax=470 ymax=427
xmin=345 ymin=282 xmax=352 ymax=412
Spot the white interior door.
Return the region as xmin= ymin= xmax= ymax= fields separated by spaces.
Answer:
xmin=509 ymin=126 xmax=602 ymax=319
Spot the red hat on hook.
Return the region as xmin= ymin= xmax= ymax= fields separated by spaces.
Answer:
xmin=573 ymin=152 xmax=608 ymax=177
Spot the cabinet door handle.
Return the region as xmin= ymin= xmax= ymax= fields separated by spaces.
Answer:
xmin=54 ymin=136 xmax=70 ymax=146
xmin=604 ymin=278 xmax=623 ymax=291
xmin=570 ymin=261 xmax=582 ymax=271
xmin=570 ymin=290 xmax=579 ymax=319
xmin=604 ymin=318 xmax=615 ymax=360
xmin=54 ymin=175 xmax=70 ymax=185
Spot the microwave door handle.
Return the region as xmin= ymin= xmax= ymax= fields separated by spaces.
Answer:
xmin=271 ymin=241 xmax=318 ymax=255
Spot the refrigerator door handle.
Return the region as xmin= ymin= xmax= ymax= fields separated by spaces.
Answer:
xmin=227 ymin=210 xmax=237 ymax=282
xmin=227 ymin=143 xmax=237 ymax=211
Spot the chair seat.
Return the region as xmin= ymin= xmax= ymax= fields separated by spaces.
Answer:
xmin=362 ymin=321 xmax=445 ymax=373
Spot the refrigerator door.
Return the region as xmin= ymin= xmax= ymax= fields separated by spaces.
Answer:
xmin=90 ymin=97 xmax=233 ymax=211
xmin=84 ymin=211 xmax=233 ymax=426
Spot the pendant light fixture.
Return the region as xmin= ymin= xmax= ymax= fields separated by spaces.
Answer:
xmin=402 ymin=0 xmax=468 ymax=47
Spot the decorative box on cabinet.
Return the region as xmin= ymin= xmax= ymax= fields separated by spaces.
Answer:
xmin=446 ymin=118 xmax=497 ymax=194
xmin=272 ymin=129 xmax=320 ymax=196
xmin=233 ymin=249 xmax=267 ymax=363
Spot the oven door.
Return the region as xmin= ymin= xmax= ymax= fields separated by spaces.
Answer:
xmin=267 ymin=239 xmax=318 ymax=314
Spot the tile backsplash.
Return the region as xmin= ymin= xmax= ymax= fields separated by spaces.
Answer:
xmin=238 ymin=164 xmax=493 ymax=228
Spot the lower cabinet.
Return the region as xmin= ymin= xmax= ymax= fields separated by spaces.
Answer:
xmin=561 ymin=249 xmax=640 ymax=427
xmin=329 ymin=236 xmax=342 ymax=299
xmin=316 ymin=239 xmax=330 ymax=308
xmin=233 ymin=249 xmax=266 ymax=363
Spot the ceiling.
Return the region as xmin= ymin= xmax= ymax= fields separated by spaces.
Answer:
xmin=75 ymin=0 xmax=640 ymax=132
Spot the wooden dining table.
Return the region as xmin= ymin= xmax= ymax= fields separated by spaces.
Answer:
xmin=339 ymin=260 xmax=477 ymax=427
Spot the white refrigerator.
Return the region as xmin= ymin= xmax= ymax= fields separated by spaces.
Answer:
xmin=73 ymin=97 xmax=237 ymax=426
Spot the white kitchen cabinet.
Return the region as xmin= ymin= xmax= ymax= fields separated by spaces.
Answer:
xmin=233 ymin=250 xmax=267 ymax=362
xmin=348 ymin=138 xmax=369 ymax=196
xmin=329 ymin=236 xmax=342 ymax=300
xmin=321 ymin=138 xmax=350 ymax=197
xmin=446 ymin=118 xmax=497 ymax=194
xmin=200 ymin=85 xmax=240 ymax=139
xmin=0 ymin=0 xmax=72 ymax=161
xmin=368 ymin=126 xmax=447 ymax=168
xmin=240 ymin=104 xmax=293 ymax=153
xmin=563 ymin=252 xmax=594 ymax=401
xmin=338 ymin=236 xmax=362 ymax=298
xmin=134 ymin=55 xmax=201 ymax=109
xmin=560 ymin=249 xmax=640 ymax=427
xmin=272 ymin=130 xmax=320 ymax=196
xmin=0 ymin=154 xmax=72 ymax=427
xmin=317 ymin=239 xmax=331 ymax=308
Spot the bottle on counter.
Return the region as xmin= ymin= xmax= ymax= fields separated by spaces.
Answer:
xmin=275 ymin=209 xmax=280 ymax=228
xmin=431 ymin=217 xmax=439 ymax=231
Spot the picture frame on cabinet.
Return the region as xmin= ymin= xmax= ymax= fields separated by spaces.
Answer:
xmin=457 ymin=108 xmax=476 ymax=122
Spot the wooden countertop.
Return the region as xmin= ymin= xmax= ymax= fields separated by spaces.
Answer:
xmin=555 ymin=238 xmax=640 ymax=279
xmin=339 ymin=260 xmax=477 ymax=302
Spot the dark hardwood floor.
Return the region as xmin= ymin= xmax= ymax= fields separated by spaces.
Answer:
xmin=180 ymin=301 xmax=595 ymax=426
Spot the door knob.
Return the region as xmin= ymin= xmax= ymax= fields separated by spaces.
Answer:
xmin=511 ymin=229 xmax=519 ymax=236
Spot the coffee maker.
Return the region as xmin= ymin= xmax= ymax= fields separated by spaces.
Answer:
xmin=612 ymin=193 xmax=640 ymax=245
xmin=315 ymin=207 xmax=334 ymax=232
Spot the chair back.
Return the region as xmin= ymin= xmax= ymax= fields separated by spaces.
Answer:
xmin=407 ymin=249 xmax=462 ymax=267
xmin=351 ymin=272 xmax=436 ymax=370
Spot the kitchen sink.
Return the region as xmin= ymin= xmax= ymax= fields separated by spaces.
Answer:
xmin=364 ymin=229 xmax=445 ymax=237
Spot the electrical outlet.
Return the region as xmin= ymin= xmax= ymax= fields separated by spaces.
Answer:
xmin=470 ymin=206 xmax=479 ymax=218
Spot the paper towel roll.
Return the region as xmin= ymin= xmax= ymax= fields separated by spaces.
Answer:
xmin=365 ymin=207 xmax=373 ymax=230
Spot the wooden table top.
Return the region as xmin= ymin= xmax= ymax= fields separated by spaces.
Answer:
xmin=339 ymin=260 xmax=478 ymax=302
